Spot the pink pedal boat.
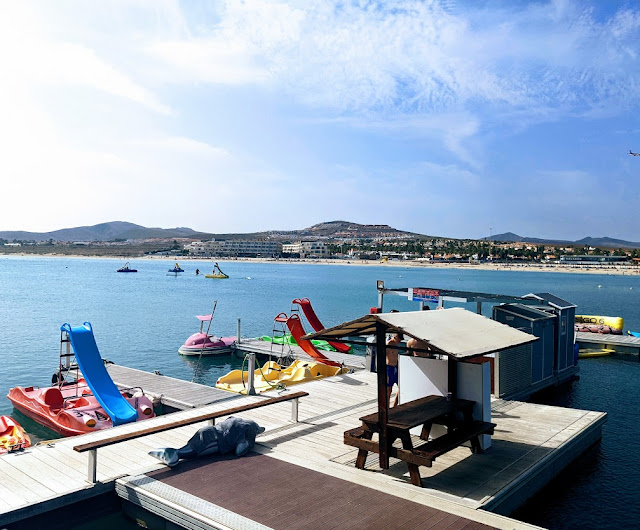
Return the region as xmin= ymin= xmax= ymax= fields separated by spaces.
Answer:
xmin=178 ymin=314 xmax=236 ymax=356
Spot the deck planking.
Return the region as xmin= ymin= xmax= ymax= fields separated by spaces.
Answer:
xmin=575 ymin=331 xmax=640 ymax=355
xmin=1 ymin=368 xmax=605 ymax=528
xmin=104 ymin=364 xmax=238 ymax=409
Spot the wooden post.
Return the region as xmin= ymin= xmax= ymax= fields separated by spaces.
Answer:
xmin=376 ymin=322 xmax=389 ymax=469
xmin=88 ymin=449 xmax=97 ymax=483
xmin=448 ymin=357 xmax=458 ymax=399
xmin=291 ymin=397 xmax=299 ymax=423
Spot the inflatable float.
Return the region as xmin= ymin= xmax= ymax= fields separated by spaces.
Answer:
xmin=0 ymin=416 xmax=31 ymax=454
xmin=574 ymin=315 xmax=624 ymax=334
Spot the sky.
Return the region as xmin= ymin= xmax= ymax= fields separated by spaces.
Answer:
xmin=1 ymin=0 xmax=640 ymax=241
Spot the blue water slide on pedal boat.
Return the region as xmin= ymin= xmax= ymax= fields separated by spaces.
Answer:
xmin=61 ymin=322 xmax=138 ymax=426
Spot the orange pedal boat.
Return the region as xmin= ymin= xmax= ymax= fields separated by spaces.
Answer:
xmin=7 ymin=379 xmax=154 ymax=437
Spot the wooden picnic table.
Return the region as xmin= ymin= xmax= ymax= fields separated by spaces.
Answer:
xmin=344 ymin=395 xmax=495 ymax=486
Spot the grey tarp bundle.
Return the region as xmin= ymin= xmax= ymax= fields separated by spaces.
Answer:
xmin=149 ymin=416 xmax=265 ymax=466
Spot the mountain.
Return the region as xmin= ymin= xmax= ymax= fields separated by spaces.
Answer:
xmin=489 ymin=232 xmax=640 ymax=249
xmin=0 ymin=221 xmax=203 ymax=242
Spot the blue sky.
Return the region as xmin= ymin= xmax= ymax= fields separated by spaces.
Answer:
xmin=1 ymin=0 xmax=639 ymax=240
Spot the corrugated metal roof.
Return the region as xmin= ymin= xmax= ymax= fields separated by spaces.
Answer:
xmin=524 ymin=292 xmax=576 ymax=309
xmin=304 ymin=307 xmax=538 ymax=359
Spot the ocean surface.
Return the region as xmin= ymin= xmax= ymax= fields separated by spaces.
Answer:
xmin=1 ymin=255 xmax=639 ymax=528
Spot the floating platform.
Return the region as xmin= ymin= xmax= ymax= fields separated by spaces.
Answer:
xmin=235 ymin=338 xmax=367 ymax=370
xmin=1 ymin=369 xmax=605 ymax=528
xmin=576 ymin=331 xmax=640 ymax=357
xmin=61 ymin=364 xmax=237 ymax=410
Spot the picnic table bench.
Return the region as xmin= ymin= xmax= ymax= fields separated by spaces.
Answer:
xmin=344 ymin=395 xmax=495 ymax=486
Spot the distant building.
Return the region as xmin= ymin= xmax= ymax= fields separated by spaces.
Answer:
xmin=282 ymin=241 xmax=329 ymax=259
xmin=186 ymin=239 xmax=282 ymax=257
xmin=559 ymin=255 xmax=629 ymax=264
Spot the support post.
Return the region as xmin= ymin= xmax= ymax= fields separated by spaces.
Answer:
xmin=291 ymin=397 xmax=299 ymax=422
xmin=376 ymin=322 xmax=389 ymax=469
xmin=88 ymin=449 xmax=97 ymax=483
xmin=237 ymin=318 xmax=241 ymax=345
xmin=247 ymin=353 xmax=256 ymax=396
xmin=448 ymin=357 xmax=458 ymax=399
xmin=476 ymin=301 xmax=482 ymax=315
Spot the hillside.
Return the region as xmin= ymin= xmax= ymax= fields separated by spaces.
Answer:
xmin=490 ymin=232 xmax=640 ymax=249
xmin=0 ymin=222 xmax=205 ymax=242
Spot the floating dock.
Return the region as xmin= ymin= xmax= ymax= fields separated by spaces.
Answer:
xmin=576 ymin=331 xmax=640 ymax=357
xmin=105 ymin=364 xmax=237 ymax=410
xmin=1 ymin=367 xmax=605 ymax=528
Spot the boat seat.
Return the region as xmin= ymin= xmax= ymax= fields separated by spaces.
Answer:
xmin=43 ymin=387 xmax=64 ymax=410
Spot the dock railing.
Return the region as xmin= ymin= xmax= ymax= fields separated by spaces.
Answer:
xmin=73 ymin=390 xmax=308 ymax=483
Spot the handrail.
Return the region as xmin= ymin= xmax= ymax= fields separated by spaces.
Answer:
xmin=73 ymin=390 xmax=308 ymax=483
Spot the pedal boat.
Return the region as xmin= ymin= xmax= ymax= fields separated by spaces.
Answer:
xmin=216 ymin=359 xmax=347 ymax=394
xmin=205 ymin=262 xmax=229 ymax=279
xmin=117 ymin=262 xmax=137 ymax=273
xmin=178 ymin=314 xmax=236 ymax=355
xmin=7 ymin=380 xmax=155 ymax=437
xmin=0 ymin=416 xmax=31 ymax=454
xmin=168 ymin=262 xmax=185 ymax=273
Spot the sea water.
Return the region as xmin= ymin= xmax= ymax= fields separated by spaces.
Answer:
xmin=1 ymin=255 xmax=639 ymax=528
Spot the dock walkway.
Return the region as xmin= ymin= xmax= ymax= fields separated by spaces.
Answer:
xmin=1 ymin=369 xmax=605 ymax=528
xmin=105 ymin=364 xmax=236 ymax=409
xmin=235 ymin=338 xmax=366 ymax=370
xmin=576 ymin=331 xmax=640 ymax=356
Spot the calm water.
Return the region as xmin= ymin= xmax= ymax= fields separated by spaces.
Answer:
xmin=2 ymin=256 xmax=639 ymax=528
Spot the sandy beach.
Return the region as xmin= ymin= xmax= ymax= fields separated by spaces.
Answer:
xmin=5 ymin=252 xmax=639 ymax=276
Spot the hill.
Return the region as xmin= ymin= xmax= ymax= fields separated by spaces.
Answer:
xmin=0 ymin=221 xmax=204 ymax=242
xmin=489 ymin=232 xmax=640 ymax=249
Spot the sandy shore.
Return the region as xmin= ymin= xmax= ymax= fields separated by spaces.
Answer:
xmin=4 ymin=252 xmax=640 ymax=276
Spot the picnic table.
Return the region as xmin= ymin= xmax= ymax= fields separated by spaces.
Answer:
xmin=344 ymin=395 xmax=496 ymax=486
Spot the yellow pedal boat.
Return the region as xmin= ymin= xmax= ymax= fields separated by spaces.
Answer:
xmin=578 ymin=348 xmax=614 ymax=359
xmin=216 ymin=360 xmax=347 ymax=394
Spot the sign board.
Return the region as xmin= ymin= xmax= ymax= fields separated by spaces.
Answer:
xmin=409 ymin=287 xmax=440 ymax=303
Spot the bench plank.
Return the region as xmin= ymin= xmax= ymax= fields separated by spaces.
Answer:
xmin=412 ymin=421 xmax=496 ymax=460
xmin=74 ymin=391 xmax=308 ymax=453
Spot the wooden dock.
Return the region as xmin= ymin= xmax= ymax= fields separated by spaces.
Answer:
xmin=235 ymin=337 xmax=367 ymax=370
xmin=105 ymin=364 xmax=237 ymax=409
xmin=0 ymin=369 xmax=606 ymax=528
xmin=576 ymin=331 xmax=640 ymax=357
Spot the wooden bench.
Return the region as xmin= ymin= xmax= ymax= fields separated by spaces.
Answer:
xmin=73 ymin=390 xmax=308 ymax=483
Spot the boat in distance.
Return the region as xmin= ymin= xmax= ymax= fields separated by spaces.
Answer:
xmin=205 ymin=262 xmax=229 ymax=279
xmin=168 ymin=262 xmax=185 ymax=273
xmin=117 ymin=262 xmax=137 ymax=273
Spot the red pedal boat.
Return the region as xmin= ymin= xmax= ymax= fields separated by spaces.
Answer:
xmin=7 ymin=379 xmax=154 ymax=437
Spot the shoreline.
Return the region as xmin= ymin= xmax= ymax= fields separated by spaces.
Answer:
xmin=3 ymin=252 xmax=640 ymax=276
